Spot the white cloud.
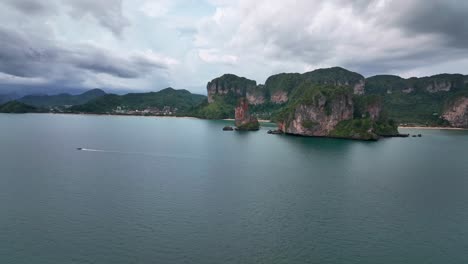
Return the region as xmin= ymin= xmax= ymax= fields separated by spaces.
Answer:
xmin=198 ymin=49 xmax=238 ymax=64
xmin=193 ymin=0 xmax=468 ymax=81
xmin=1 ymin=0 xmax=468 ymax=94
xmin=139 ymin=0 xmax=172 ymax=18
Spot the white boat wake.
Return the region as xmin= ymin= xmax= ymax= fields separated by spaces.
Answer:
xmin=76 ymin=147 xmax=204 ymax=160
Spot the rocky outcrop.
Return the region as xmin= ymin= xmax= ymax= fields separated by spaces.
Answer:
xmin=278 ymin=86 xmax=354 ymax=136
xmin=202 ymin=67 xmax=468 ymax=131
xmin=270 ymin=91 xmax=288 ymax=104
xmin=302 ymin=67 xmax=366 ymax=95
xmin=273 ymin=84 xmax=400 ymax=140
xmin=402 ymin=87 xmax=414 ymax=94
xmin=235 ymin=98 xmax=260 ymax=130
xmin=281 ymin=102 xmax=353 ymax=136
xmin=246 ymin=85 xmax=266 ymax=105
xmin=426 ymin=80 xmax=452 ymax=93
xmin=442 ymin=97 xmax=468 ymax=128
xmin=246 ymin=93 xmax=265 ymax=105
xmin=353 ymin=80 xmax=365 ymax=95
xmin=207 ymin=74 xmax=256 ymax=103
xmin=366 ymin=100 xmax=382 ymax=121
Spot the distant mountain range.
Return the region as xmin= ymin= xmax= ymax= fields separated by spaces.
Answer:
xmin=18 ymin=89 xmax=107 ymax=107
xmin=0 ymin=101 xmax=42 ymax=113
xmin=70 ymin=88 xmax=206 ymax=115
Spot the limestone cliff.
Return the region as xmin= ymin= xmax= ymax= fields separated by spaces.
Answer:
xmin=199 ymin=67 xmax=468 ymax=129
xmin=442 ymin=97 xmax=468 ymax=128
xmin=354 ymin=95 xmax=383 ymax=121
xmin=280 ymin=95 xmax=354 ymax=136
xmin=426 ymin=80 xmax=452 ymax=93
xmin=207 ymin=74 xmax=256 ymax=103
xmin=302 ymin=67 xmax=366 ymax=95
xmin=366 ymin=74 xmax=465 ymax=95
xmin=264 ymin=73 xmax=302 ymax=104
xmin=235 ymin=98 xmax=259 ymax=130
xmin=246 ymin=85 xmax=266 ymax=105
xmin=270 ymin=90 xmax=289 ymax=104
xmin=274 ymin=84 xmax=397 ymax=140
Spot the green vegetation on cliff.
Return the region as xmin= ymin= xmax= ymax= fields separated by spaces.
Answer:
xmin=208 ymin=74 xmax=256 ymax=96
xmin=330 ymin=118 xmax=378 ymax=140
xmin=190 ymin=97 xmax=234 ymax=119
xmin=273 ymin=83 xmax=353 ymax=123
xmin=330 ymin=118 xmax=398 ymax=140
xmin=264 ymin=73 xmax=302 ymax=94
xmin=302 ymin=67 xmax=364 ymax=86
xmin=366 ymin=74 xmax=468 ymax=126
xmin=236 ymin=121 xmax=260 ymax=131
xmin=365 ymin=75 xmax=408 ymax=94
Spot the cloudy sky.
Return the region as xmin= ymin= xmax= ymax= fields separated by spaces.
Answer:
xmin=1 ymin=0 xmax=467 ymax=95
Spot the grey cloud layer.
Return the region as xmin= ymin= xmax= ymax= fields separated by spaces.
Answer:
xmin=195 ymin=0 xmax=468 ymax=78
xmin=64 ymin=0 xmax=130 ymax=36
xmin=4 ymin=0 xmax=53 ymax=15
xmin=394 ymin=0 xmax=468 ymax=47
xmin=3 ymin=0 xmax=129 ymax=36
xmin=0 ymin=0 xmax=174 ymax=93
xmin=1 ymin=0 xmax=468 ymax=95
xmin=0 ymin=26 xmax=168 ymax=86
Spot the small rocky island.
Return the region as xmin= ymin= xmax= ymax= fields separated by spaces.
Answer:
xmin=235 ymin=98 xmax=260 ymax=131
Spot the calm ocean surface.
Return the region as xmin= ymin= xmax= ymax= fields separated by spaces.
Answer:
xmin=1 ymin=114 xmax=468 ymax=264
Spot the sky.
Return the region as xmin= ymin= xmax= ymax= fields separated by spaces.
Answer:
xmin=1 ymin=0 xmax=468 ymax=95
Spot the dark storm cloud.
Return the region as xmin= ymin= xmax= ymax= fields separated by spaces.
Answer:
xmin=64 ymin=0 xmax=130 ymax=36
xmin=3 ymin=0 xmax=55 ymax=15
xmin=1 ymin=0 xmax=129 ymax=36
xmin=393 ymin=0 xmax=468 ymax=48
xmin=0 ymin=26 xmax=169 ymax=83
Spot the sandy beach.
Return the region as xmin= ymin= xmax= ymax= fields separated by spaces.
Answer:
xmin=399 ymin=126 xmax=467 ymax=130
xmin=223 ymin=118 xmax=272 ymax=123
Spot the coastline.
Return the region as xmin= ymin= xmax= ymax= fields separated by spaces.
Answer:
xmin=399 ymin=126 xmax=468 ymax=130
xmin=3 ymin=112 xmax=467 ymax=130
xmin=223 ymin=118 xmax=272 ymax=123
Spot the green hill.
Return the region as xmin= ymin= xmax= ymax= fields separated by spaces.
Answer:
xmin=70 ymin=88 xmax=206 ymax=115
xmin=0 ymin=101 xmax=41 ymax=113
xmin=19 ymin=89 xmax=106 ymax=107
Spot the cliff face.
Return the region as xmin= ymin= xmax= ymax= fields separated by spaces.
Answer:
xmin=264 ymin=73 xmax=302 ymax=104
xmin=353 ymin=80 xmax=366 ymax=95
xmin=426 ymin=80 xmax=452 ymax=93
xmin=207 ymin=67 xmax=366 ymax=106
xmin=235 ymin=98 xmax=259 ymax=130
xmin=442 ymin=97 xmax=468 ymax=128
xmin=274 ymin=84 xmax=397 ymax=140
xmin=200 ymin=66 xmax=468 ymax=131
xmin=270 ymin=91 xmax=288 ymax=104
xmin=207 ymin=74 xmax=256 ymax=103
xmin=366 ymin=74 xmax=465 ymax=95
xmin=280 ymin=91 xmax=354 ymax=136
xmin=246 ymin=85 xmax=266 ymax=105
xmin=302 ymin=67 xmax=366 ymax=95
xmin=363 ymin=73 xmax=468 ymax=127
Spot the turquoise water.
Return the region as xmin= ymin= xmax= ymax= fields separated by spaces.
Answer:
xmin=1 ymin=114 xmax=468 ymax=264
